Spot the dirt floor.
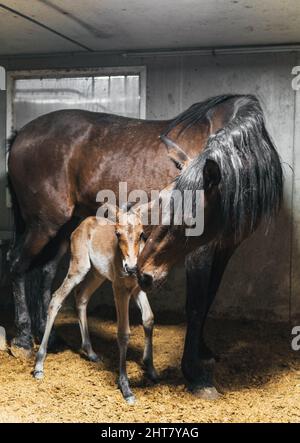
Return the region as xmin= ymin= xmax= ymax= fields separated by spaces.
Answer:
xmin=0 ymin=307 xmax=300 ymax=423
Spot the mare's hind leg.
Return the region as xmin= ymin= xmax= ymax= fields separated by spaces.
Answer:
xmin=34 ymin=251 xmax=91 ymax=379
xmin=11 ymin=274 xmax=32 ymax=359
xmin=134 ymin=290 xmax=158 ymax=382
xmin=74 ymin=271 xmax=105 ymax=362
xmin=113 ymin=283 xmax=135 ymax=404
xmin=9 ymin=224 xmax=61 ymax=358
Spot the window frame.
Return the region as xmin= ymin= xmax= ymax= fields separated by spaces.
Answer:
xmin=6 ymin=65 xmax=146 ymax=146
xmin=5 ymin=66 xmax=146 ymax=211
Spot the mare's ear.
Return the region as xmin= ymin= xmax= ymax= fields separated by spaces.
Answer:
xmin=160 ymin=135 xmax=191 ymax=171
xmin=203 ymin=159 xmax=221 ymax=191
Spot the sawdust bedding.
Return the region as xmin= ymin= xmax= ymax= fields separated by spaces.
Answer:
xmin=0 ymin=308 xmax=299 ymax=423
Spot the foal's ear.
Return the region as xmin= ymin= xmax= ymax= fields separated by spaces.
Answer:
xmin=203 ymin=159 xmax=221 ymax=190
xmin=101 ymin=203 xmax=120 ymax=221
xmin=160 ymin=135 xmax=191 ymax=171
xmin=121 ymin=201 xmax=136 ymax=213
xmin=133 ymin=200 xmax=154 ymax=220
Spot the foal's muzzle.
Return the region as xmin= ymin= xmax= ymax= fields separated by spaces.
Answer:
xmin=124 ymin=264 xmax=138 ymax=276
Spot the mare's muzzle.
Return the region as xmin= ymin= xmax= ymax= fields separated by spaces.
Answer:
xmin=137 ymin=272 xmax=154 ymax=291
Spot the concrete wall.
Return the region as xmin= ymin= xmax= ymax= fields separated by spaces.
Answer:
xmin=0 ymin=49 xmax=299 ymax=322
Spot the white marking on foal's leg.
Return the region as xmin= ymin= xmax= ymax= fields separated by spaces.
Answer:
xmin=134 ymin=290 xmax=158 ymax=381
xmin=34 ymin=265 xmax=89 ymax=379
xmin=34 ymin=293 xmax=64 ymax=379
xmin=117 ymin=333 xmax=135 ymax=405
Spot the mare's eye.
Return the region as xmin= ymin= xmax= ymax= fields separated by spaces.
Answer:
xmin=140 ymin=232 xmax=147 ymax=241
xmin=116 ymin=231 xmax=121 ymax=239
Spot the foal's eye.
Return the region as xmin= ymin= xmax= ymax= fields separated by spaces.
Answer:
xmin=115 ymin=231 xmax=121 ymax=239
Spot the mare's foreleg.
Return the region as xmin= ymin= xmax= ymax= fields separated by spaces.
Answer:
xmin=182 ymin=244 xmax=236 ymax=399
xmin=134 ymin=290 xmax=158 ymax=381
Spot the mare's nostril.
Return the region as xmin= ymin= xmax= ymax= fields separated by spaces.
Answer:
xmin=138 ymin=272 xmax=153 ymax=289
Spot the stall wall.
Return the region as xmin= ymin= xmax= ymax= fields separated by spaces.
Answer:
xmin=0 ymin=49 xmax=299 ymax=321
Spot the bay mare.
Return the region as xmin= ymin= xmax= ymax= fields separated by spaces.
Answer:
xmin=7 ymin=94 xmax=282 ymax=398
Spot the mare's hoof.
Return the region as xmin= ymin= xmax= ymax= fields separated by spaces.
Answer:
xmin=146 ymin=367 xmax=159 ymax=383
xmin=125 ymin=395 xmax=136 ymax=405
xmin=33 ymin=370 xmax=44 ymax=380
xmin=190 ymin=385 xmax=221 ymax=400
xmin=10 ymin=338 xmax=33 ymax=360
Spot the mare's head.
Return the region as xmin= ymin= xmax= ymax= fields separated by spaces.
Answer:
xmin=137 ymin=95 xmax=283 ymax=291
xmin=137 ymin=136 xmax=221 ymax=290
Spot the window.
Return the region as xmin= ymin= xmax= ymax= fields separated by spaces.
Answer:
xmin=7 ymin=67 xmax=146 ymax=131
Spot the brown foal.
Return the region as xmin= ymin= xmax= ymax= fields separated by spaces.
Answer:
xmin=34 ymin=205 xmax=157 ymax=404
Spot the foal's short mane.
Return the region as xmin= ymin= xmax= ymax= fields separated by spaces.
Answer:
xmin=167 ymin=94 xmax=283 ymax=243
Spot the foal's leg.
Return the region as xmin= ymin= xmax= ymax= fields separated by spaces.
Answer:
xmin=34 ymin=242 xmax=90 ymax=378
xmin=134 ymin=290 xmax=158 ymax=381
xmin=35 ymin=219 xmax=80 ymax=344
xmin=113 ymin=284 xmax=135 ymax=404
xmin=74 ymin=271 xmax=105 ymax=362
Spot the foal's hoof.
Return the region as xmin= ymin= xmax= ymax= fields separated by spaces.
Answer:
xmin=0 ymin=326 xmax=7 ymax=351
xmin=118 ymin=379 xmax=136 ymax=405
xmin=10 ymin=338 xmax=33 ymax=360
xmin=189 ymin=385 xmax=221 ymax=401
xmin=87 ymin=353 xmax=102 ymax=363
xmin=81 ymin=349 xmax=102 ymax=363
xmin=33 ymin=370 xmax=44 ymax=380
xmin=125 ymin=395 xmax=136 ymax=405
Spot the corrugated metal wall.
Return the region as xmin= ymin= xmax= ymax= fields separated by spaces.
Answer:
xmin=0 ymin=49 xmax=299 ymax=321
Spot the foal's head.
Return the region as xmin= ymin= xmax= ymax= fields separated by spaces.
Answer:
xmin=104 ymin=204 xmax=146 ymax=276
xmin=116 ymin=207 xmax=147 ymax=276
